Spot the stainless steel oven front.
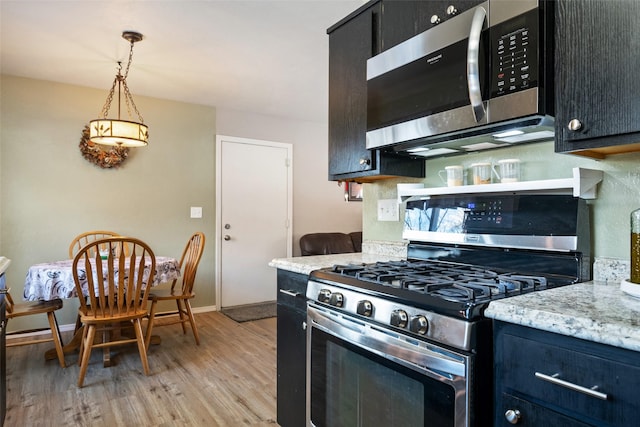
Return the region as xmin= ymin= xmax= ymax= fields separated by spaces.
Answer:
xmin=306 ymin=302 xmax=474 ymax=427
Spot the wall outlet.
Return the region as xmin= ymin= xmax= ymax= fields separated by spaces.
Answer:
xmin=377 ymin=199 xmax=399 ymax=221
xmin=190 ymin=206 xmax=203 ymax=218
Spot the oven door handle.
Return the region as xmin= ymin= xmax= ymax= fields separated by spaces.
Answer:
xmin=308 ymin=305 xmax=467 ymax=379
xmin=467 ymin=6 xmax=487 ymax=123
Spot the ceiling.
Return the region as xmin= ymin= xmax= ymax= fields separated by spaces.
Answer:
xmin=0 ymin=0 xmax=365 ymax=123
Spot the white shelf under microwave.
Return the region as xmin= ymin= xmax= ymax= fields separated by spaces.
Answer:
xmin=399 ymin=167 xmax=603 ymax=201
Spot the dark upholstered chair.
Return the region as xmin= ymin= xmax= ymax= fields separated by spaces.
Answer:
xmin=349 ymin=232 xmax=362 ymax=252
xmin=299 ymin=232 xmax=362 ymax=256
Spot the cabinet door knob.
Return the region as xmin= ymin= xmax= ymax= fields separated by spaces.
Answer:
xmin=568 ymin=118 xmax=583 ymax=131
xmin=431 ymin=14 xmax=441 ymax=24
xmin=359 ymin=158 xmax=371 ymax=166
xmin=504 ymin=409 xmax=521 ymax=424
xmin=446 ymin=5 xmax=458 ymax=16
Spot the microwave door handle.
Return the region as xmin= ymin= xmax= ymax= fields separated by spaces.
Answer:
xmin=467 ymin=6 xmax=487 ymax=122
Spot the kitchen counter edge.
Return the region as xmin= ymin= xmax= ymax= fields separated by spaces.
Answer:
xmin=485 ymin=280 xmax=640 ymax=352
xmin=270 ymin=240 xmax=408 ymax=275
xmin=269 ymin=252 xmax=406 ymax=276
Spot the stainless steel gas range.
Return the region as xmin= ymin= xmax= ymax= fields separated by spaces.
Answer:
xmin=306 ymin=192 xmax=590 ymax=427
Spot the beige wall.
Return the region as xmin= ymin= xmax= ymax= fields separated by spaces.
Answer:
xmin=216 ymin=108 xmax=362 ymax=255
xmin=364 ymin=141 xmax=640 ymax=260
xmin=0 ymin=75 xmax=362 ymax=332
xmin=0 ymin=75 xmax=217 ymax=331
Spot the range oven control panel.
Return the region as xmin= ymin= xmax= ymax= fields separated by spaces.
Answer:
xmin=307 ymin=280 xmax=474 ymax=352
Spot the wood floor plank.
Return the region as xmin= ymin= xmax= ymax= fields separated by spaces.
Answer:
xmin=4 ymin=312 xmax=278 ymax=426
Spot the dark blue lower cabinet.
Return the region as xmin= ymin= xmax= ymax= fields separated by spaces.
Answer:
xmin=276 ymin=270 xmax=307 ymax=427
xmin=494 ymin=321 xmax=640 ymax=426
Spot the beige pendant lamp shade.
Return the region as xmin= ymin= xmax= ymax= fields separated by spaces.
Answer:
xmin=89 ymin=31 xmax=149 ymax=147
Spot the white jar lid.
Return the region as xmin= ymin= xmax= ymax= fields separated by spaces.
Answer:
xmin=621 ymin=279 xmax=640 ymax=298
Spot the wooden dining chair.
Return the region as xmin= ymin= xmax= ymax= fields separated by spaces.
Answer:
xmin=145 ymin=232 xmax=205 ymax=349
xmin=68 ymin=230 xmax=129 ymax=259
xmin=5 ymin=291 xmax=66 ymax=368
xmin=69 ymin=230 xmax=129 ymax=333
xmin=72 ymin=237 xmax=155 ymax=387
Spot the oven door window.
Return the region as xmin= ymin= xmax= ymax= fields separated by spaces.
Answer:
xmin=310 ymin=327 xmax=455 ymax=427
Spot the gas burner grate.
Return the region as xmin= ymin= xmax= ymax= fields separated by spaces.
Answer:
xmin=329 ymin=259 xmax=564 ymax=303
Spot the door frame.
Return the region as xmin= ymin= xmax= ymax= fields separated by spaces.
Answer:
xmin=215 ymin=134 xmax=293 ymax=309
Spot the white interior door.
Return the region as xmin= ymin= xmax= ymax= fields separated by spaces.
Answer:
xmin=216 ymin=135 xmax=292 ymax=308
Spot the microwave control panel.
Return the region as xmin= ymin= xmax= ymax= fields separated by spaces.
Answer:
xmin=491 ymin=8 xmax=539 ymax=98
xmin=404 ymin=195 xmax=579 ymax=236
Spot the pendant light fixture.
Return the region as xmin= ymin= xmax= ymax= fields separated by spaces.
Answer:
xmin=89 ymin=31 xmax=149 ymax=147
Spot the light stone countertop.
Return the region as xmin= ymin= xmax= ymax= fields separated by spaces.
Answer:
xmin=269 ymin=252 xmax=405 ymax=276
xmin=269 ymin=240 xmax=407 ymax=275
xmin=485 ymin=280 xmax=640 ymax=352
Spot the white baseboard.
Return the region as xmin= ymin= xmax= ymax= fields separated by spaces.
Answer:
xmin=6 ymin=304 xmax=219 ymax=343
xmin=190 ymin=305 xmax=217 ymax=314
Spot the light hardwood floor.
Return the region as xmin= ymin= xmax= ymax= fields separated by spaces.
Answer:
xmin=5 ymin=312 xmax=278 ymax=426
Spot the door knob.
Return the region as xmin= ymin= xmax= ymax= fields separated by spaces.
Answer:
xmin=224 ymin=235 xmax=231 ymax=241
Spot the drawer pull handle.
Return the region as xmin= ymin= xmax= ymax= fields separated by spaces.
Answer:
xmin=534 ymin=372 xmax=608 ymax=400
xmin=504 ymin=409 xmax=521 ymax=424
xmin=279 ymin=289 xmax=300 ymax=297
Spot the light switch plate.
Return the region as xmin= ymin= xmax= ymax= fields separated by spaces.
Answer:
xmin=190 ymin=206 xmax=202 ymax=218
xmin=377 ymin=199 xmax=399 ymax=221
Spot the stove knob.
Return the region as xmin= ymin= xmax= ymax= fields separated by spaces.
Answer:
xmin=356 ymin=300 xmax=373 ymax=317
xmin=317 ymin=289 xmax=331 ymax=303
xmin=390 ymin=310 xmax=408 ymax=328
xmin=409 ymin=315 xmax=429 ymax=335
xmin=329 ymin=292 xmax=344 ymax=307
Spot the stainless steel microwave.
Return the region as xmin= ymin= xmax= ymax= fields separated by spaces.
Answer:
xmin=366 ymin=0 xmax=555 ymax=158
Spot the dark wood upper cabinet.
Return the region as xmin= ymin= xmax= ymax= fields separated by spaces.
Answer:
xmin=380 ymin=0 xmax=483 ymax=51
xmin=554 ymin=0 xmax=640 ymax=158
xmin=327 ymin=1 xmax=424 ymax=182
xmin=328 ymin=0 xmax=640 ymax=178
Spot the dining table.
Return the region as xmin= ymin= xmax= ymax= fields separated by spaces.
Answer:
xmin=22 ymin=256 xmax=181 ymax=366
xmin=23 ymin=256 xmax=180 ymax=301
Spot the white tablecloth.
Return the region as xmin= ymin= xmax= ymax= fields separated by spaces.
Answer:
xmin=23 ymin=256 xmax=180 ymax=301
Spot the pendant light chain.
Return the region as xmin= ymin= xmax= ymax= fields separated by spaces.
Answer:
xmin=97 ymin=39 xmax=144 ymax=123
xmin=99 ymin=72 xmax=118 ymax=119
xmin=122 ymin=38 xmax=145 ymax=123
